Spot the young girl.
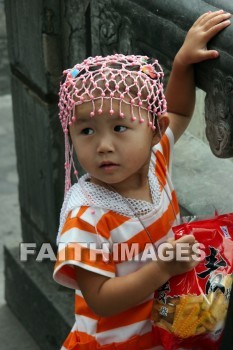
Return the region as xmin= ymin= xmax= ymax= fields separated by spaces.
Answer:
xmin=53 ymin=11 xmax=231 ymax=350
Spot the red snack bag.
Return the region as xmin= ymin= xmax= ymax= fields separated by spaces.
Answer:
xmin=152 ymin=213 xmax=233 ymax=350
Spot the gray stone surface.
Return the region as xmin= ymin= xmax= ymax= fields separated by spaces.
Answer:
xmin=173 ymin=132 xmax=233 ymax=215
xmin=5 ymin=245 xmax=73 ymax=350
xmin=0 ymin=304 xmax=40 ymax=350
xmin=0 ymin=1 xmax=10 ymax=95
xmin=10 ymin=75 xmax=63 ymax=244
xmin=0 ymin=95 xmax=41 ymax=349
xmin=0 ymin=94 xmax=72 ymax=350
xmin=4 ymin=0 xmax=62 ymax=95
xmin=61 ymin=0 xmax=91 ymax=67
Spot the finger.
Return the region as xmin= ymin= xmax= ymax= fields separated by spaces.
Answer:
xmin=176 ymin=234 xmax=195 ymax=243
xmin=194 ymin=11 xmax=213 ymax=26
xmin=204 ymin=12 xmax=231 ymax=32
xmin=194 ymin=9 xmax=226 ymax=24
xmin=175 ymin=234 xmax=195 ymax=245
xmin=205 ymin=17 xmax=231 ymax=39
xmin=198 ymin=9 xmax=228 ymax=26
xmin=206 ymin=50 xmax=219 ymax=60
xmin=197 ymin=49 xmax=219 ymax=62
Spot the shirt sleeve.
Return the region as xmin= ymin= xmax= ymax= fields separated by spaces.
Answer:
xmin=53 ymin=207 xmax=116 ymax=290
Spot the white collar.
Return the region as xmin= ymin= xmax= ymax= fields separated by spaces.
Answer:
xmin=57 ymin=165 xmax=161 ymax=243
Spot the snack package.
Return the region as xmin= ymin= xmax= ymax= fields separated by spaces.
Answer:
xmin=152 ymin=213 xmax=233 ymax=350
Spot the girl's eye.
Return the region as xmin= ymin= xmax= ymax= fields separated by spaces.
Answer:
xmin=81 ymin=128 xmax=94 ymax=135
xmin=114 ymin=125 xmax=127 ymax=132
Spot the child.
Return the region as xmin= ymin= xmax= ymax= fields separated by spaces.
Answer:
xmin=53 ymin=10 xmax=231 ymax=350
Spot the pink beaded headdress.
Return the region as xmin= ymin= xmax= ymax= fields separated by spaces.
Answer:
xmin=58 ymin=54 xmax=167 ymax=194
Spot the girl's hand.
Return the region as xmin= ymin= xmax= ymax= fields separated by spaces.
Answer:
xmin=158 ymin=234 xmax=201 ymax=278
xmin=176 ymin=10 xmax=231 ymax=66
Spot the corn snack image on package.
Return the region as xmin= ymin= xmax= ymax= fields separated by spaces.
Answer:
xmin=153 ymin=213 xmax=233 ymax=350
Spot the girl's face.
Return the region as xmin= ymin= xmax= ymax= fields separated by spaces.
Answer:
xmin=69 ymin=99 xmax=169 ymax=194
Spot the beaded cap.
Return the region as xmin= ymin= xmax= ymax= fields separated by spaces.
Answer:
xmin=58 ymin=54 xmax=167 ymax=195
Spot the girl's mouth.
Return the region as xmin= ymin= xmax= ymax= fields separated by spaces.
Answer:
xmin=100 ymin=162 xmax=119 ymax=171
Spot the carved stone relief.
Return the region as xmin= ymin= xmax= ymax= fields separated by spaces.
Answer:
xmin=96 ymin=0 xmax=134 ymax=56
xmin=205 ymin=69 xmax=233 ymax=158
xmin=62 ymin=0 xmax=90 ymax=66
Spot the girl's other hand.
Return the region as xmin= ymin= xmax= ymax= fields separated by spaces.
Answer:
xmin=158 ymin=234 xmax=201 ymax=278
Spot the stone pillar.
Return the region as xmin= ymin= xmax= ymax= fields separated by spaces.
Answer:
xmin=4 ymin=1 xmax=91 ymax=349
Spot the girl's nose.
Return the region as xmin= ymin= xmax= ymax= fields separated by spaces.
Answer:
xmin=96 ymin=136 xmax=114 ymax=153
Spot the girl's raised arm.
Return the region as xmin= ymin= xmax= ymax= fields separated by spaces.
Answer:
xmin=166 ymin=10 xmax=231 ymax=143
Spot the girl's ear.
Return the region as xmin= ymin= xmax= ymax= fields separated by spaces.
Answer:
xmin=152 ymin=115 xmax=170 ymax=146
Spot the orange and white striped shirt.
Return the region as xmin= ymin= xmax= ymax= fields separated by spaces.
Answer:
xmin=54 ymin=128 xmax=180 ymax=350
